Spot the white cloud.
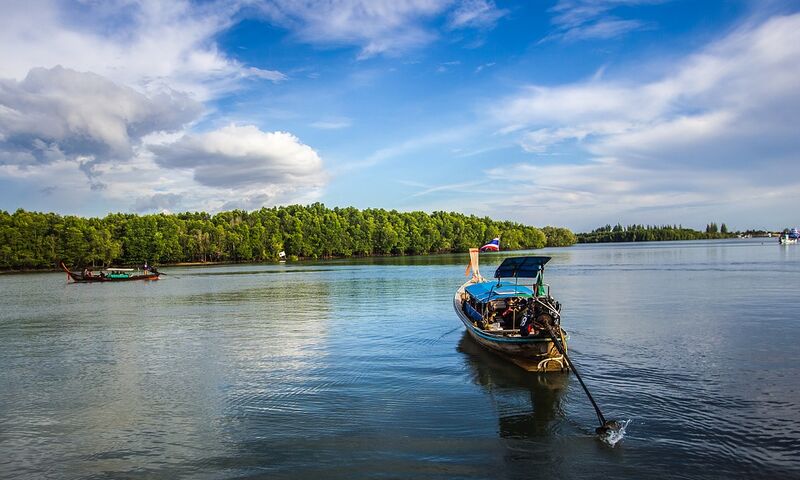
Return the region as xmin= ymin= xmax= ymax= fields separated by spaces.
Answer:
xmin=520 ymin=126 xmax=594 ymax=153
xmin=544 ymin=0 xmax=663 ymax=42
xmin=310 ymin=118 xmax=353 ymax=130
xmin=0 ymin=1 xmax=332 ymax=213
xmin=245 ymin=67 xmax=289 ymax=83
xmin=401 ymin=179 xmax=487 ymax=198
xmin=0 ymin=66 xmax=201 ymax=168
xmin=490 ymin=13 xmax=800 ymax=229
xmin=0 ymin=0 xmax=285 ymax=100
xmin=257 ymin=0 xmax=445 ymax=58
xmin=257 ymin=0 xmax=506 ymax=58
xmin=337 ymin=125 xmax=478 ymax=172
xmin=558 ymin=18 xmax=649 ymax=41
xmin=475 ymin=62 xmax=495 ymax=73
xmin=149 ymin=124 xmax=327 ymax=208
xmin=448 ymin=0 xmax=507 ymax=29
xmin=2 ymin=124 xmax=330 ymax=213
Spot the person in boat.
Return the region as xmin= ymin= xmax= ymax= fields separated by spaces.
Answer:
xmin=83 ymin=268 xmax=93 ymax=278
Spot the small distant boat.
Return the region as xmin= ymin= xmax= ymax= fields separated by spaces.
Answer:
xmin=779 ymin=228 xmax=799 ymax=245
xmin=59 ymin=261 xmax=160 ymax=283
xmin=454 ymin=249 xmax=568 ymax=372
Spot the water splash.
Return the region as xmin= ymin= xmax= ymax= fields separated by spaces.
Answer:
xmin=599 ymin=419 xmax=631 ymax=447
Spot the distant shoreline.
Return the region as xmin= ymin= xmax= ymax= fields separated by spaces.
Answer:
xmin=1 ymin=237 xmax=779 ymax=275
xmin=577 ymin=235 xmax=775 ymax=244
xmin=0 ymin=251 xmax=473 ymax=274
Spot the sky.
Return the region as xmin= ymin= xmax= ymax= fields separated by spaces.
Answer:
xmin=1 ymin=0 xmax=799 ymax=232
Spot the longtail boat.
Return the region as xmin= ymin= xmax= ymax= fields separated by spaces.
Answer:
xmin=59 ymin=260 xmax=160 ymax=283
xmin=454 ymin=249 xmax=568 ymax=372
xmin=455 ymin=250 xmax=626 ymax=439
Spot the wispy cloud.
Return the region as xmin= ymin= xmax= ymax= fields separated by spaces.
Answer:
xmin=557 ymin=18 xmax=650 ymax=41
xmin=244 ymin=67 xmax=288 ymax=83
xmin=542 ymin=0 xmax=665 ymax=43
xmin=447 ymin=0 xmax=507 ymax=29
xmin=399 ymin=179 xmax=487 ymax=198
xmin=475 ymin=62 xmax=495 ymax=73
xmin=436 ymin=60 xmax=461 ymax=73
xmin=256 ymin=0 xmax=507 ymax=58
xmin=310 ymin=118 xmax=353 ymax=130
xmin=339 ymin=125 xmax=478 ymax=171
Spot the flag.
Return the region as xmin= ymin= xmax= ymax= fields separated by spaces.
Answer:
xmin=480 ymin=237 xmax=500 ymax=252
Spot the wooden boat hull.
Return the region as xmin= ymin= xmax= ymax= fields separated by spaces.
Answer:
xmin=454 ymin=282 xmax=568 ymax=372
xmin=59 ymin=261 xmax=160 ymax=283
xmin=67 ymin=274 xmax=160 ymax=283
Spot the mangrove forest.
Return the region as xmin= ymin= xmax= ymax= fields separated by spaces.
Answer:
xmin=0 ymin=204 xmax=576 ymax=270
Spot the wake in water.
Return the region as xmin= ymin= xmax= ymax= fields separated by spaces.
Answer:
xmin=598 ymin=419 xmax=631 ymax=447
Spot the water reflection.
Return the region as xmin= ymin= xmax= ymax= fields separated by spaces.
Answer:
xmin=457 ymin=333 xmax=568 ymax=440
xmin=300 ymin=248 xmax=573 ymax=268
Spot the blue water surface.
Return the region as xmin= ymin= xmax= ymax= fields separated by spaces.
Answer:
xmin=1 ymin=239 xmax=798 ymax=479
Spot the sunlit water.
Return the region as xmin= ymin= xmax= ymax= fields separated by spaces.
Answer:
xmin=1 ymin=239 xmax=799 ymax=479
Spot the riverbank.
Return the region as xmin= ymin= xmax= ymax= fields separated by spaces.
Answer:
xmin=0 ymin=251 xmax=479 ymax=274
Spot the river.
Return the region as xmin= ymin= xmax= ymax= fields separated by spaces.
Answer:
xmin=1 ymin=239 xmax=798 ymax=479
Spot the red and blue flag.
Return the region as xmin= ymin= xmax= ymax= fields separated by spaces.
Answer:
xmin=480 ymin=237 xmax=500 ymax=252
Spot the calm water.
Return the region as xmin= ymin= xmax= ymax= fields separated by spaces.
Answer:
xmin=1 ymin=239 xmax=799 ymax=479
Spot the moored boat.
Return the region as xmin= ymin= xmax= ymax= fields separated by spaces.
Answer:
xmin=779 ymin=228 xmax=799 ymax=245
xmin=59 ymin=261 xmax=160 ymax=283
xmin=454 ymin=249 xmax=568 ymax=372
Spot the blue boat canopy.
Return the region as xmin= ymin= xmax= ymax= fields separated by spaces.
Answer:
xmin=494 ymin=256 xmax=551 ymax=279
xmin=465 ymin=281 xmax=534 ymax=302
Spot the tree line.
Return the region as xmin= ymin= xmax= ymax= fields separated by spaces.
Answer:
xmin=577 ymin=223 xmax=737 ymax=243
xmin=0 ymin=204 xmax=576 ymax=270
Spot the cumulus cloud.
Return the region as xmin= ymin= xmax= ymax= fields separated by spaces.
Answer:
xmin=2 ymin=124 xmax=329 ymax=213
xmin=0 ymin=0 xmax=285 ymax=99
xmin=489 ymin=13 xmax=800 ymax=229
xmin=0 ymin=66 xmax=202 ymax=167
xmin=0 ymin=1 xmax=331 ymax=214
xmin=151 ymin=124 xmax=326 ymax=191
xmin=257 ymin=0 xmax=506 ymax=58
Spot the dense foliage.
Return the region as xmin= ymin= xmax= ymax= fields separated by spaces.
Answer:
xmin=577 ymin=224 xmax=737 ymax=243
xmin=0 ymin=204 xmax=576 ymax=269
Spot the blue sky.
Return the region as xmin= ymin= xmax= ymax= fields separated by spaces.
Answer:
xmin=1 ymin=0 xmax=799 ymax=231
